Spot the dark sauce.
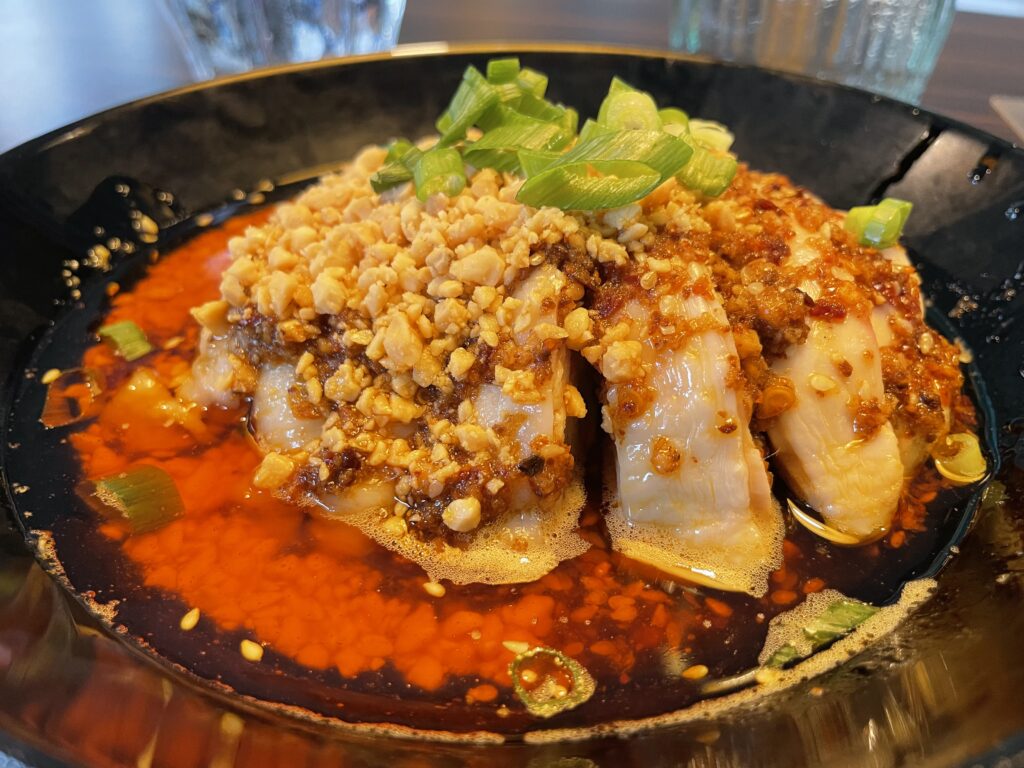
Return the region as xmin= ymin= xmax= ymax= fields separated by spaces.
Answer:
xmin=1 ymin=206 xmax=995 ymax=738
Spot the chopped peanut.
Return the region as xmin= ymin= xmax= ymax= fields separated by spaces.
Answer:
xmin=442 ymin=497 xmax=482 ymax=532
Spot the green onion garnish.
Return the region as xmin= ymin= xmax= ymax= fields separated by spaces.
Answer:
xmin=371 ymin=162 xmax=413 ymax=193
xmin=596 ymin=76 xmax=639 ymax=124
xmin=658 ymin=107 xmax=690 ymax=130
xmin=486 ymin=57 xmax=521 ymax=84
xmin=517 ymin=93 xmax=578 ymax=132
xmin=410 ymin=147 xmax=466 ymax=200
xmin=494 ymin=82 xmax=525 ymax=108
xmin=675 ymin=142 xmax=738 ymax=197
xmin=509 ymin=646 xmax=596 ymax=718
xmin=477 ymin=103 xmax=543 ymax=132
xmin=517 ymin=160 xmax=662 ymax=210
xmin=689 ymin=119 xmax=735 ymax=152
xmin=844 ymin=197 xmax=913 ymax=248
xmin=385 ymin=138 xmax=415 ymax=163
xmin=371 ymin=142 xmax=422 ymax=193
xmin=765 ymin=598 xmax=879 ymax=668
xmin=98 ymin=320 xmax=153 ymax=362
xmin=577 ymin=118 xmax=615 ymax=145
xmin=559 ymin=129 xmax=693 ymax=182
xmin=517 ymin=149 xmax=562 ymax=178
xmin=602 ymin=90 xmax=661 ymax=131
xmin=87 ymin=465 xmax=185 ymax=534
xmin=436 ymin=65 xmax=501 ymax=145
xmin=515 ymin=67 xmax=548 ymax=98
xmin=378 ymin=58 xmax=739 ymax=210
xmin=464 ymin=121 xmax=573 ymax=174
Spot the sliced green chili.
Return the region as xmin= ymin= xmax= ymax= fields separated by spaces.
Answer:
xmin=509 ymin=646 xmax=596 ymax=718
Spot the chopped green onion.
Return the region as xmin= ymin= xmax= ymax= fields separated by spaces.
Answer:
xmin=765 ymin=598 xmax=879 ymax=668
xmin=516 ymin=93 xmax=574 ymax=127
xmin=410 ymin=147 xmax=466 ymax=200
xmin=87 ymin=465 xmax=185 ymax=534
xmin=411 ymin=59 xmax=740 ymax=210
xmin=509 ymin=646 xmax=596 ymax=718
xmin=559 ymin=107 xmax=579 ymax=137
xmin=464 ymin=121 xmax=573 ymax=174
xmin=689 ymin=119 xmax=735 ymax=152
xmin=478 ymin=97 xmax=575 ymax=133
xmin=385 ymin=138 xmax=415 ymax=163
xmin=517 ymin=149 xmax=561 ymax=178
xmin=559 ymin=129 xmax=693 ymax=182
xmin=675 ymin=143 xmax=738 ymax=197
xmin=577 ymin=118 xmax=616 ymax=145
xmin=602 ymin=90 xmax=661 ymax=131
xmin=606 ymin=75 xmax=638 ymax=97
xmin=371 ymin=143 xmax=424 ymax=193
xmin=596 ymin=76 xmax=639 ymax=124
xmin=371 ymin=161 xmax=413 ymax=193
xmin=658 ymin=107 xmax=690 ymax=128
xmin=486 ymin=57 xmax=521 ymax=84
xmin=765 ymin=644 xmax=801 ymax=668
xmin=98 ymin=320 xmax=153 ymax=362
xmin=494 ymin=82 xmax=524 ymax=107
xmin=515 ymin=67 xmax=548 ymax=98
xmin=844 ymin=198 xmax=913 ymax=249
xmin=802 ymin=599 xmax=878 ymax=646
xmin=477 ymin=103 xmax=533 ymax=132
xmin=517 ymin=159 xmax=661 ymax=211
xmin=435 ymin=66 xmax=500 ymax=145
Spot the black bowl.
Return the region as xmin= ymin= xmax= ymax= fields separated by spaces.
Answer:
xmin=1 ymin=46 xmax=1023 ymax=767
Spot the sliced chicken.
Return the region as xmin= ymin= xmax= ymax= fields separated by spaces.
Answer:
xmin=251 ymin=363 xmax=324 ymax=452
xmin=471 ymin=262 xmax=588 ymax=552
xmin=592 ymin=260 xmax=782 ymax=596
xmin=767 ymin=229 xmax=903 ymax=541
xmin=768 ymin=317 xmax=903 ymax=539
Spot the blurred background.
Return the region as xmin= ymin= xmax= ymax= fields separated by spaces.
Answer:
xmin=0 ymin=0 xmax=1021 ymax=152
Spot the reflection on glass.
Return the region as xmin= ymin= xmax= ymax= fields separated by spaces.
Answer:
xmin=669 ymin=0 xmax=955 ymax=102
xmin=162 ymin=0 xmax=407 ymax=80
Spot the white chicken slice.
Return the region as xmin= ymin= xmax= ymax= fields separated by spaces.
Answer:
xmin=178 ymin=330 xmax=239 ymax=408
xmin=473 ymin=262 xmax=585 ymax=547
xmin=250 ymin=362 xmax=324 ymax=452
xmin=602 ymin=263 xmax=782 ymax=596
xmin=768 ymin=233 xmax=904 ymax=541
xmin=474 ymin=263 xmax=570 ymax=452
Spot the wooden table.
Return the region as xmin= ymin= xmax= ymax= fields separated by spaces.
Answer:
xmin=0 ymin=0 xmax=1021 ymax=153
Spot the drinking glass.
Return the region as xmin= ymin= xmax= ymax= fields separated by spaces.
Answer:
xmin=163 ymin=0 xmax=407 ymax=80
xmin=669 ymin=0 xmax=955 ymax=103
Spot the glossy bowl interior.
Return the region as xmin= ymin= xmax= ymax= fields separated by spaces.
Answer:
xmin=1 ymin=47 xmax=1023 ymax=767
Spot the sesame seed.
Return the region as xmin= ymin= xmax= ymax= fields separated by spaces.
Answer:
xmin=682 ymin=664 xmax=709 ymax=680
xmin=179 ymin=607 xmax=200 ymax=631
xmin=40 ymin=368 xmax=62 ymax=385
xmin=240 ymin=639 xmax=264 ymax=662
xmin=422 ymin=581 xmax=446 ymax=598
xmin=808 ymin=373 xmax=837 ymax=393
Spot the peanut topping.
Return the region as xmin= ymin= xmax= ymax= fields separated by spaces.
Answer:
xmin=602 ymin=341 xmax=645 ymax=383
xmin=442 ymin=497 xmax=482 ymax=532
